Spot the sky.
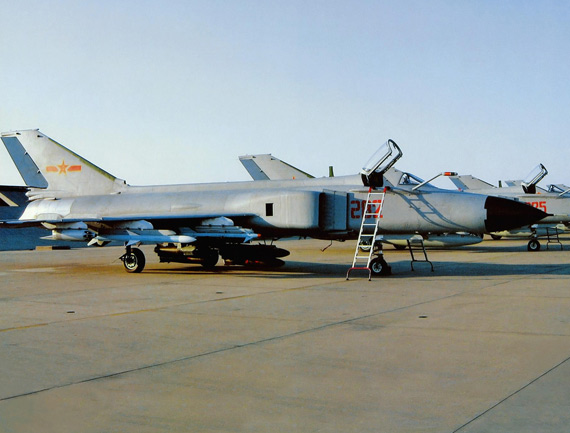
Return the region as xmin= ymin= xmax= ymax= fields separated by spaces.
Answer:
xmin=1 ymin=0 xmax=569 ymax=188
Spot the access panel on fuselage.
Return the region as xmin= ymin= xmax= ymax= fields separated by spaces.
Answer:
xmin=318 ymin=191 xmax=348 ymax=232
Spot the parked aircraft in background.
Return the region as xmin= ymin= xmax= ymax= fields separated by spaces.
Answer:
xmin=1 ymin=130 xmax=546 ymax=275
xmin=450 ymin=165 xmax=570 ymax=250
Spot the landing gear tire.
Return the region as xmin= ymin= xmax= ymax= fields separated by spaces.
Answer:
xmin=490 ymin=234 xmax=502 ymax=240
xmin=123 ymin=248 xmax=146 ymax=273
xmin=370 ymin=257 xmax=391 ymax=277
xmin=527 ymin=239 xmax=541 ymax=252
xmin=200 ymin=250 xmax=219 ymax=269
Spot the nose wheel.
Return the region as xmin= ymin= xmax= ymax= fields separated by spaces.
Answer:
xmin=369 ymin=256 xmax=391 ymax=276
xmin=121 ymin=247 xmax=146 ymax=273
xmin=527 ymin=239 xmax=541 ymax=252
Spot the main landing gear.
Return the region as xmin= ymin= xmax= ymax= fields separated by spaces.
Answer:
xmin=121 ymin=246 xmax=146 ymax=273
xmin=527 ymin=227 xmax=564 ymax=252
xmin=119 ymin=243 xmax=291 ymax=273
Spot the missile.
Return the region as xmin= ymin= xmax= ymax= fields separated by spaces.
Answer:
xmin=91 ymin=233 xmax=196 ymax=246
xmin=42 ymin=229 xmax=92 ymax=242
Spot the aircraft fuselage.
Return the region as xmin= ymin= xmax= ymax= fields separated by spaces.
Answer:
xmin=21 ymin=175 xmax=512 ymax=240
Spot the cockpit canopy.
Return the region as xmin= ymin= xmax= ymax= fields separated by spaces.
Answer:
xmin=360 ymin=139 xmax=403 ymax=188
xmin=522 ymin=164 xmax=548 ymax=194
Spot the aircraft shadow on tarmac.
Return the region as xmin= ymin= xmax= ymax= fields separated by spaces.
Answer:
xmin=388 ymin=242 xmax=566 ymax=254
xmin=464 ymin=243 xmax=567 ymax=254
xmin=143 ymin=257 xmax=569 ymax=279
xmin=393 ymin=261 xmax=570 ymax=278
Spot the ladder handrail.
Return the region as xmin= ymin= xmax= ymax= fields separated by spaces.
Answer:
xmin=407 ymin=237 xmax=434 ymax=272
xmin=546 ymin=227 xmax=563 ymax=250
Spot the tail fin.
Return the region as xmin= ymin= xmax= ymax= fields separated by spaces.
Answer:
xmin=239 ymin=154 xmax=314 ymax=181
xmin=1 ymin=130 xmax=127 ymax=198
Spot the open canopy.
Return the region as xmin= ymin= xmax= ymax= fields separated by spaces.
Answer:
xmin=360 ymin=139 xmax=403 ymax=188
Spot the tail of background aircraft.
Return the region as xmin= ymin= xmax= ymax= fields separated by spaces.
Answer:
xmin=239 ymin=154 xmax=314 ymax=181
xmin=449 ymin=175 xmax=495 ymax=191
xmin=1 ymin=130 xmax=127 ymax=199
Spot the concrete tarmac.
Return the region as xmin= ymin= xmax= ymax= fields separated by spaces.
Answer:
xmin=0 ymin=238 xmax=569 ymax=432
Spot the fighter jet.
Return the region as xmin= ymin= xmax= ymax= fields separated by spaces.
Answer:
xmin=239 ymin=153 xmax=484 ymax=249
xmin=1 ymin=130 xmax=546 ymax=275
xmin=450 ymin=165 xmax=570 ymax=251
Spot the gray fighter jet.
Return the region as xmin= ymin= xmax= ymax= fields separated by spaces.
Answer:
xmin=1 ymin=130 xmax=546 ymax=274
xmin=450 ymin=165 xmax=570 ymax=251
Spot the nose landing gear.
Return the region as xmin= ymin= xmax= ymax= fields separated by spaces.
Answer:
xmin=527 ymin=238 xmax=541 ymax=252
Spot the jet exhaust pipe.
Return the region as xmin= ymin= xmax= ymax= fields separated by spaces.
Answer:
xmin=484 ymin=196 xmax=548 ymax=232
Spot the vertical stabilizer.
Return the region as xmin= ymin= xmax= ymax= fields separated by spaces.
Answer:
xmin=448 ymin=175 xmax=496 ymax=191
xmin=1 ymin=130 xmax=127 ymax=198
xmin=239 ymin=154 xmax=314 ymax=180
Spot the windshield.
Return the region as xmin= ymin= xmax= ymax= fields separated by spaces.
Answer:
xmin=399 ymin=172 xmax=424 ymax=186
xmin=548 ymin=184 xmax=570 ymax=196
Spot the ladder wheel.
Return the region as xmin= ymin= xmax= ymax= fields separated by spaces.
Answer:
xmin=359 ymin=239 xmax=372 ymax=252
xmin=370 ymin=257 xmax=391 ymax=276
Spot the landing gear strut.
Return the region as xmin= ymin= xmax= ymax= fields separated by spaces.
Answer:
xmin=121 ymin=246 xmax=146 ymax=273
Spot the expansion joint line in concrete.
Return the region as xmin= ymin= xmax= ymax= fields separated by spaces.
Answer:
xmin=451 ymin=354 xmax=570 ymax=432
xmin=0 ymin=289 xmax=468 ymax=402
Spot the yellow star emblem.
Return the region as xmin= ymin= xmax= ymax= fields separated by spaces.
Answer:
xmin=57 ymin=160 xmax=69 ymax=174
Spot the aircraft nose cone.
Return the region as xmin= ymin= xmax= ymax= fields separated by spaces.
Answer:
xmin=484 ymin=196 xmax=548 ymax=232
